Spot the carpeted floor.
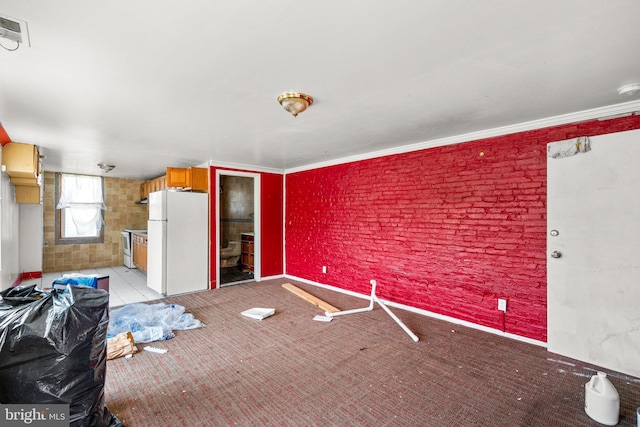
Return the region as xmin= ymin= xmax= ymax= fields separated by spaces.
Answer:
xmin=104 ymin=278 xmax=640 ymax=426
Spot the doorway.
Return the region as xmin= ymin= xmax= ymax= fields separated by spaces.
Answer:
xmin=547 ymin=129 xmax=640 ymax=378
xmin=217 ymin=171 xmax=260 ymax=287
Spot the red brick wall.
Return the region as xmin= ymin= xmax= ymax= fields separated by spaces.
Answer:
xmin=285 ymin=115 xmax=640 ymax=342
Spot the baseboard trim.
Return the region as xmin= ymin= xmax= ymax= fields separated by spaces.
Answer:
xmin=284 ymin=274 xmax=547 ymax=347
xmin=21 ymin=271 xmax=43 ymax=280
xmin=260 ymin=274 xmax=285 ymax=281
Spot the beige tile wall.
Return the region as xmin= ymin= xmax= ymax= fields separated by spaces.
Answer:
xmin=221 ymin=222 xmax=254 ymax=247
xmin=220 ymin=175 xmax=254 ymax=247
xmin=42 ymin=172 xmax=148 ymax=272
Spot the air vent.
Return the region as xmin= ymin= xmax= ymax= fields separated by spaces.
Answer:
xmin=0 ymin=14 xmax=29 ymax=45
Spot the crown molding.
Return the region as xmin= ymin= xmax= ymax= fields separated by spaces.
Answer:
xmin=208 ymin=160 xmax=283 ymax=175
xmin=285 ymin=100 xmax=640 ymax=175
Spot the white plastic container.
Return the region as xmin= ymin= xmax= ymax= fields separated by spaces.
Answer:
xmin=585 ymin=372 xmax=619 ymax=426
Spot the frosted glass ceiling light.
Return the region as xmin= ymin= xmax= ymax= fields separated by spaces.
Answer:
xmin=277 ymin=92 xmax=313 ymax=117
xmin=617 ymin=83 xmax=640 ymax=96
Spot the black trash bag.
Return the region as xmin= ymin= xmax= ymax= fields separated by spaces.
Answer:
xmin=0 ymin=283 xmax=47 ymax=306
xmin=0 ymin=284 xmax=124 ymax=427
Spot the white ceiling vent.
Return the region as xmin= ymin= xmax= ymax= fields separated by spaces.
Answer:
xmin=0 ymin=14 xmax=30 ymax=46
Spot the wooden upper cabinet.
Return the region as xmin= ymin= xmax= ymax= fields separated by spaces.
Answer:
xmin=150 ymin=176 xmax=164 ymax=193
xmin=140 ymin=167 xmax=207 ymax=198
xmin=187 ymin=167 xmax=208 ymax=192
xmin=165 ymin=167 xmax=208 ymax=192
xmin=15 ymin=186 xmax=41 ymax=204
xmin=2 ymin=142 xmax=39 ymax=179
xmin=166 ymin=167 xmax=188 ymax=188
xmin=2 ymin=142 xmax=42 ymax=203
xmin=140 ymin=181 xmax=148 ymax=200
xmin=10 ymin=176 xmax=40 ymax=187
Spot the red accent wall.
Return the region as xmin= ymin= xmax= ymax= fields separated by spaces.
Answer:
xmin=285 ymin=115 xmax=640 ymax=342
xmin=260 ymin=173 xmax=284 ymax=277
xmin=0 ymin=123 xmax=11 ymax=145
xmin=209 ymin=166 xmax=283 ymax=288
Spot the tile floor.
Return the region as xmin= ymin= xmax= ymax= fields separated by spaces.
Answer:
xmin=36 ymin=265 xmax=163 ymax=308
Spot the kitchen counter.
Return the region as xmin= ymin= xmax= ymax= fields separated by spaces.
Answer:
xmin=126 ymin=229 xmax=147 ymax=236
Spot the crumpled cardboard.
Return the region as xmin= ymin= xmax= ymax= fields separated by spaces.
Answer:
xmin=107 ymin=331 xmax=137 ymax=360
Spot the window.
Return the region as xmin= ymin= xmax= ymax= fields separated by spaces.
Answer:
xmin=55 ymin=173 xmax=105 ymax=245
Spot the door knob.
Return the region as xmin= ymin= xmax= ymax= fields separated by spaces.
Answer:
xmin=551 ymin=250 xmax=562 ymax=259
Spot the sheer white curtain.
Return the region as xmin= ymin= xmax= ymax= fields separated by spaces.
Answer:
xmin=57 ymin=174 xmax=106 ymax=237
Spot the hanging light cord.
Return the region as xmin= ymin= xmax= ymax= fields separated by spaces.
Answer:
xmin=0 ymin=39 xmax=20 ymax=51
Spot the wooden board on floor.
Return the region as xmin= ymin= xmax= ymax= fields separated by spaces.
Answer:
xmin=282 ymin=283 xmax=340 ymax=313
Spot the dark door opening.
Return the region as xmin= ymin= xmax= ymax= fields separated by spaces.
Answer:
xmin=219 ymin=174 xmax=255 ymax=286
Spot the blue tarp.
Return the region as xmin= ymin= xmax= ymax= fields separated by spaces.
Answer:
xmin=53 ymin=276 xmax=99 ymax=289
xmin=107 ymin=302 xmax=202 ymax=343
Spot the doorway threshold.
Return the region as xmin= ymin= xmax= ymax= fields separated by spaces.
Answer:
xmin=220 ymin=278 xmax=255 ymax=287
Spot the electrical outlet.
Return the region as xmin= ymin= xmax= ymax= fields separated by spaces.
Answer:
xmin=322 ymin=266 xmax=327 ymax=274
xmin=498 ymin=298 xmax=507 ymax=312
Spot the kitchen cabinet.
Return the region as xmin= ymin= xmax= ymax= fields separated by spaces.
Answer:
xmin=1 ymin=142 xmax=39 ymax=180
xmin=149 ymin=175 xmax=166 ymax=193
xmin=241 ymin=233 xmax=254 ymax=272
xmin=187 ymin=167 xmax=208 ymax=192
xmin=166 ymin=167 xmax=208 ymax=192
xmin=132 ymin=233 xmax=148 ymax=274
xmin=140 ymin=181 xmax=149 ymax=200
xmin=139 ymin=166 xmax=207 ymax=201
xmin=155 ymin=175 xmax=166 ymax=192
xmin=132 ymin=234 xmax=141 ymax=271
xmin=10 ymin=176 xmax=40 ymax=186
xmin=140 ymin=174 xmax=173 ymax=201
xmin=15 ymin=185 xmax=41 ymax=204
xmin=166 ymin=167 xmax=188 ymax=188
xmin=1 ymin=142 xmax=42 ymax=203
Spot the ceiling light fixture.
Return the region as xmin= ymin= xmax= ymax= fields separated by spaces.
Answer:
xmin=617 ymin=83 xmax=640 ymax=97
xmin=97 ymin=163 xmax=115 ymax=173
xmin=277 ymin=91 xmax=313 ymax=117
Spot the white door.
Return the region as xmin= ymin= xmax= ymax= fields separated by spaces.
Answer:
xmin=547 ymin=129 xmax=640 ymax=378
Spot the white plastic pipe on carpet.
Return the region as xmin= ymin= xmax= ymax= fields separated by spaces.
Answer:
xmin=325 ymin=280 xmax=419 ymax=342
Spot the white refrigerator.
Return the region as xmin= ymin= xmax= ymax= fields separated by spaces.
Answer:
xmin=147 ymin=190 xmax=209 ymax=296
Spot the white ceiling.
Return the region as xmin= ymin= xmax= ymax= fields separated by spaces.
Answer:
xmin=1 ymin=1 xmax=639 ymax=180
